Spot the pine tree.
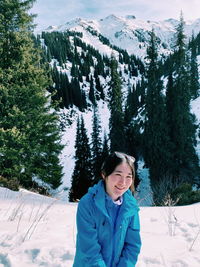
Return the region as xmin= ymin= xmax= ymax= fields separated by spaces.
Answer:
xmin=71 ymin=60 xmax=78 ymax=78
xmin=89 ymin=76 xmax=96 ymax=106
xmin=124 ymin=83 xmax=139 ymax=125
xmin=138 ymin=76 xmax=147 ymax=107
xmin=189 ymin=35 xmax=200 ymax=99
xmin=71 ymin=78 xmax=85 ymax=110
xmin=101 ymin=132 xmax=110 ymax=160
xmin=166 ymin=13 xmax=200 ymax=185
xmin=144 ymin=29 xmax=172 ymax=184
xmin=0 ymin=0 xmax=63 ymax=189
xmin=47 ymin=63 xmax=60 ymax=108
xmin=124 ymin=83 xmax=142 ymax=159
xmin=60 ymin=72 xmax=71 ymax=108
xmin=95 ymin=75 xmax=104 ymax=100
xmin=81 ymin=58 xmax=90 ymax=77
xmin=69 ymin=116 xmax=93 ymax=201
xmin=91 ymin=106 xmax=102 ymax=182
xmin=108 ymin=55 xmax=125 ymax=152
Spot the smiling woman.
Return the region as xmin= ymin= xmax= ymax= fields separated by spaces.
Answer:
xmin=73 ymin=152 xmax=141 ymax=267
xmin=102 ymin=162 xmax=133 ymax=201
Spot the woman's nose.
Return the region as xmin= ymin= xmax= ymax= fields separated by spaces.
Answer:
xmin=118 ymin=176 xmax=126 ymax=184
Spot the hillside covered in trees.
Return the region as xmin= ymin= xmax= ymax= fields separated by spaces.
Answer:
xmin=1 ymin=1 xmax=200 ymax=205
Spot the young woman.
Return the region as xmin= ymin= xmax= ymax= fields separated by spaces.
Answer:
xmin=73 ymin=152 xmax=141 ymax=267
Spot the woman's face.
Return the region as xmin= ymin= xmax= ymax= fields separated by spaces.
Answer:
xmin=103 ymin=162 xmax=133 ymax=201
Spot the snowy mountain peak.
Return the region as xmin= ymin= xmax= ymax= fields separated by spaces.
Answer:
xmin=163 ymin=18 xmax=179 ymax=25
xmin=44 ymin=14 xmax=200 ymax=58
xmin=103 ymin=14 xmax=123 ymax=21
xmin=125 ymin=15 xmax=136 ymax=20
xmin=45 ymin=25 xmax=59 ymax=31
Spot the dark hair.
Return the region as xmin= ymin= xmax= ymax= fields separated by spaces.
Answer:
xmin=101 ymin=151 xmax=135 ymax=193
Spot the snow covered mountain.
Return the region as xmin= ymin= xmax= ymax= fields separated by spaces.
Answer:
xmin=44 ymin=14 xmax=200 ymax=58
xmin=40 ymin=15 xmax=200 ymax=199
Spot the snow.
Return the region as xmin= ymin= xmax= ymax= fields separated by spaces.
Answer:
xmin=41 ymin=13 xmax=200 ymax=204
xmin=1 ymin=186 xmax=200 ymax=266
xmin=1 ymin=11 xmax=200 ymax=265
xmin=44 ymin=14 xmax=200 ymax=59
xmin=57 ymin=101 xmax=110 ymax=200
xmin=136 ymin=159 xmax=153 ymax=206
xmin=55 ymin=53 xmax=200 ymax=201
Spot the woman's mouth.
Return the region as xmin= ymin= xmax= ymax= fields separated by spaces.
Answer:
xmin=115 ymin=186 xmax=125 ymax=190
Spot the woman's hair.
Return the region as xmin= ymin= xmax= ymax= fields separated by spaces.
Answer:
xmin=101 ymin=151 xmax=135 ymax=193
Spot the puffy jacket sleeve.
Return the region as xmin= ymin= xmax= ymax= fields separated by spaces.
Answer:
xmin=75 ymin=196 xmax=106 ymax=267
xmin=116 ymin=211 xmax=141 ymax=267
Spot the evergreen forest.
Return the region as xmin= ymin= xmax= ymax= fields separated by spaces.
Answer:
xmin=1 ymin=1 xmax=200 ymax=205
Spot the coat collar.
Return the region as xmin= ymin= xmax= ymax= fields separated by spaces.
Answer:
xmin=88 ymin=180 xmax=139 ymax=219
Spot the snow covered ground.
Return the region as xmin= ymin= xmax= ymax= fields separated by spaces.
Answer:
xmin=0 ymin=187 xmax=200 ymax=267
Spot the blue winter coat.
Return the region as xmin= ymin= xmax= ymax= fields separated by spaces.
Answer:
xmin=73 ymin=180 xmax=141 ymax=267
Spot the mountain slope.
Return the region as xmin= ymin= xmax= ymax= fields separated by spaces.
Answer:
xmin=39 ymin=15 xmax=200 ymax=198
xmin=45 ymin=14 xmax=200 ymax=58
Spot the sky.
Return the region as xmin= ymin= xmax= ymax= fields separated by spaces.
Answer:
xmin=31 ymin=0 xmax=200 ymax=31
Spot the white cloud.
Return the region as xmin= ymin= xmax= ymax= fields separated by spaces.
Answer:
xmin=31 ymin=0 xmax=200 ymax=31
